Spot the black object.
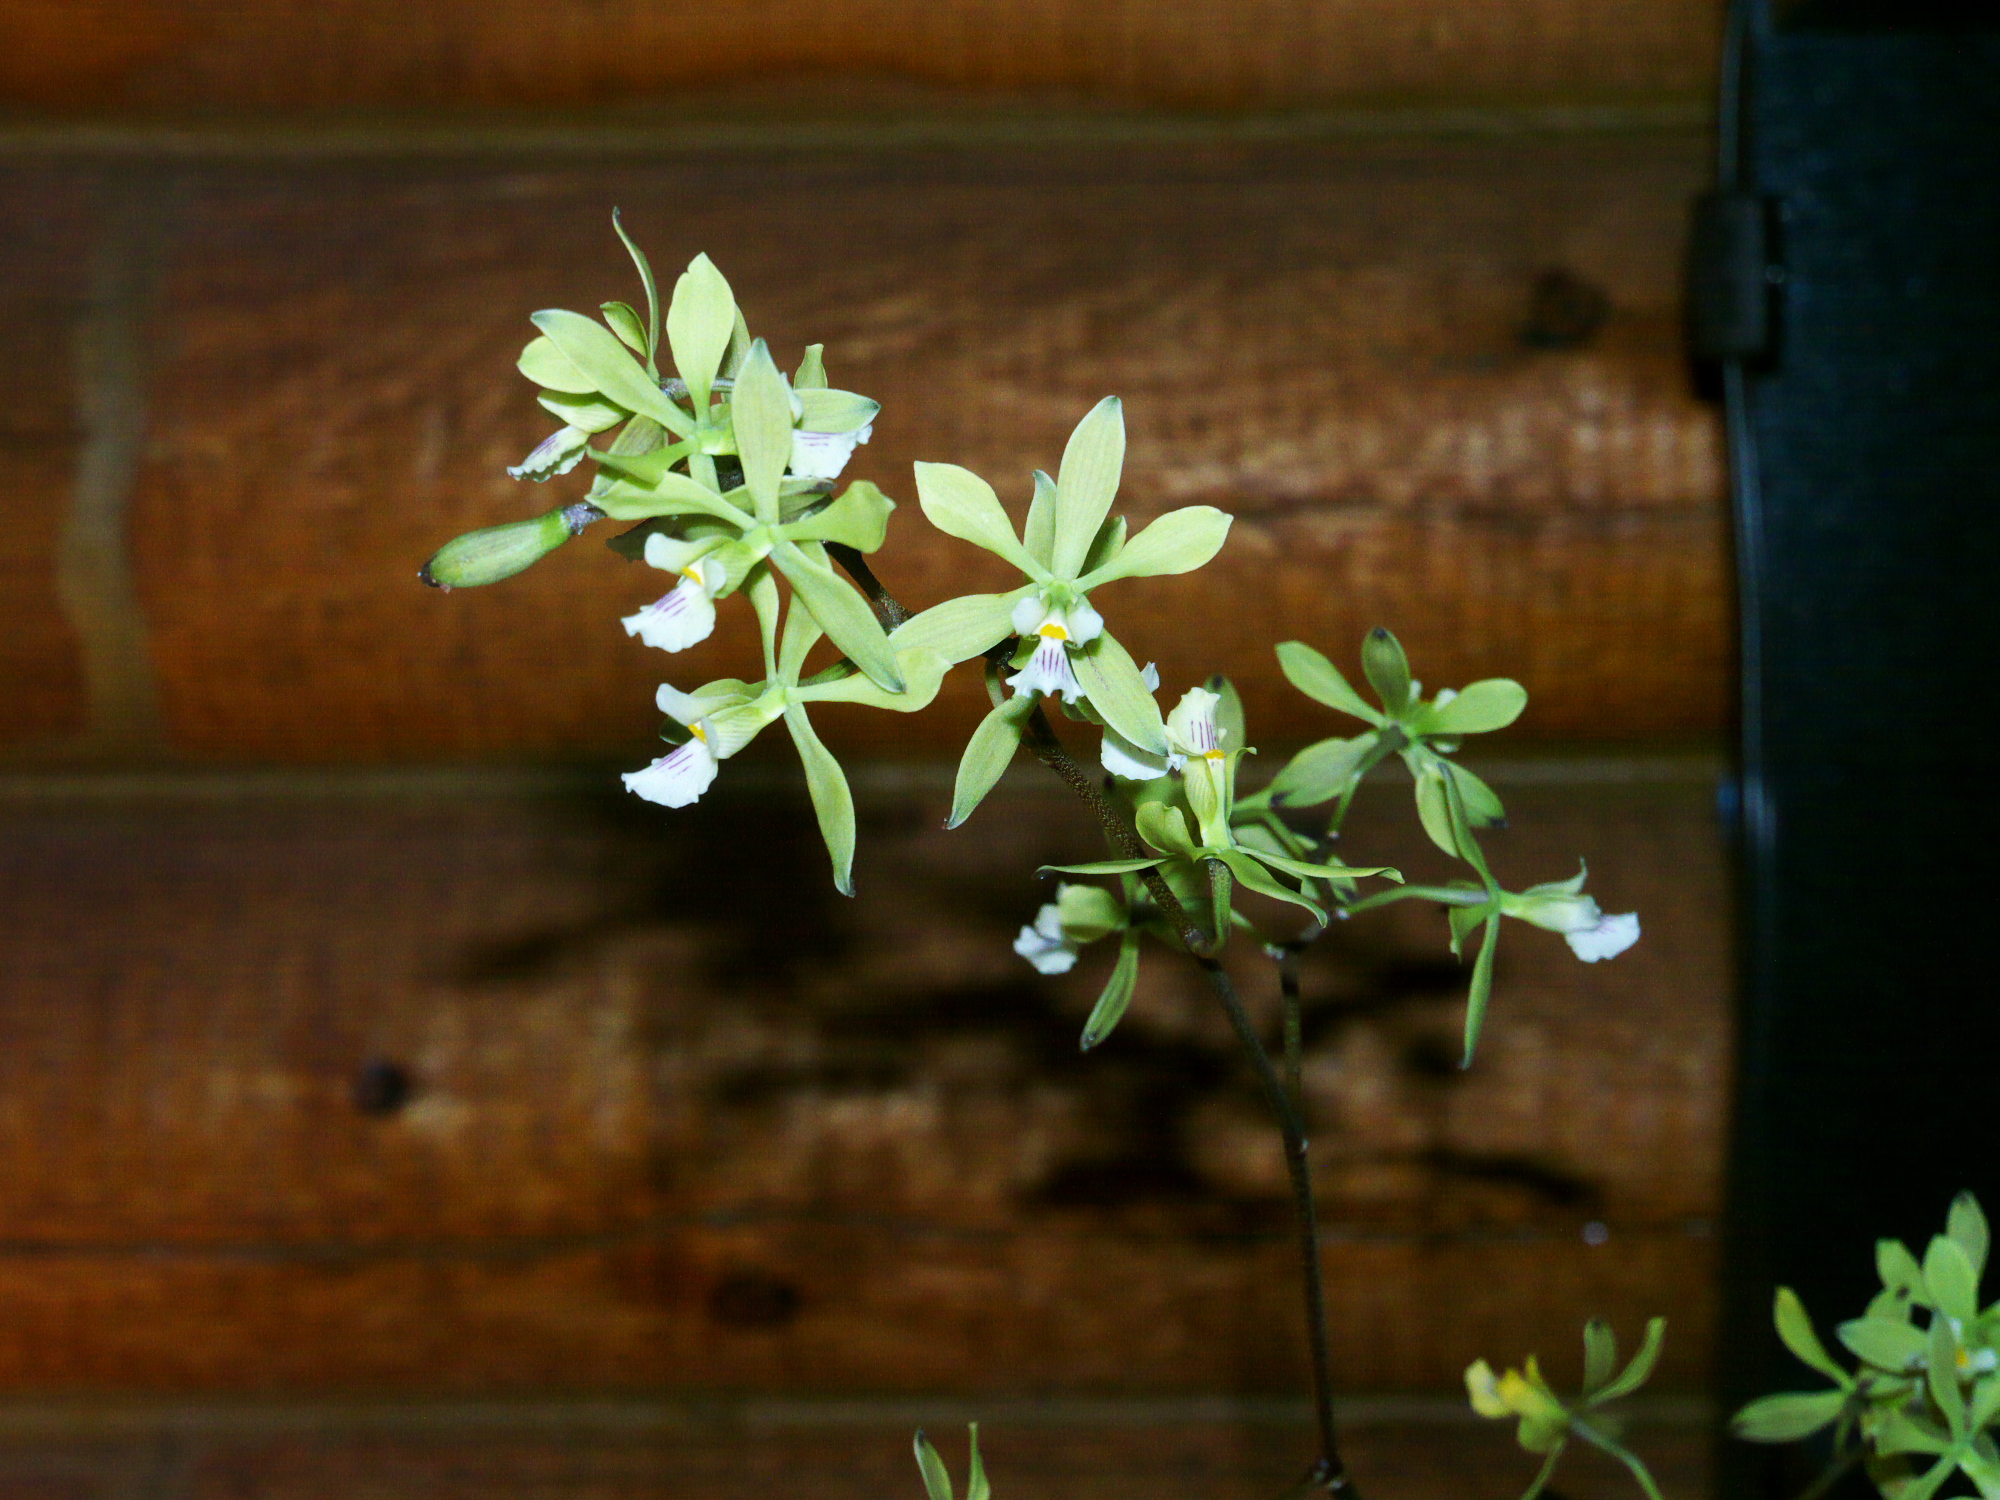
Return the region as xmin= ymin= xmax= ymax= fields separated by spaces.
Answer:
xmin=351 ymin=1058 xmax=413 ymax=1116
xmin=1709 ymin=2 xmax=2000 ymax=1496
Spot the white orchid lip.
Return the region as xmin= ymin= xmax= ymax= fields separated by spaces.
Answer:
xmin=789 ymin=424 xmax=872 ymax=481
xmin=1007 ymin=635 xmax=1087 ymax=702
xmin=621 ymin=733 xmax=719 ymax=808
xmin=622 ymin=556 xmax=725 ymax=652
xmin=1565 ymin=911 xmax=1641 ymax=962
xmin=1013 ymin=902 xmax=1079 ymax=974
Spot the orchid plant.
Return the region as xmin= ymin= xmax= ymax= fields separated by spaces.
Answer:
xmin=422 ymin=217 xmax=1664 ymax=1500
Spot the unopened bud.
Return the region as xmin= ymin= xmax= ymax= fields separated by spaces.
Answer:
xmin=420 ymin=504 xmax=600 ymax=589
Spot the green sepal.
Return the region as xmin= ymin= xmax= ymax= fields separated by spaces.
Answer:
xmin=1275 ymin=641 xmax=1384 ymax=726
xmin=1460 ymin=913 xmax=1500 ymax=1066
xmin=1051 ymin=396 xmax=1125 ymax=577
xmin=1731 ymin=1390 xmax=1849 ymax=1443
xmin=529 ymin=308 xmax=685 ymax=433
xmin=890 ymin=590 xmax=1027 ymax=665
xmin=1773 ymin=1287 xmax=1852 ymax=1385
xmin=784 ymin=480 xmax=895 ymax=552
xmin=589 ymin=464 xmax=752 ymax=525
xmin=784 ymin=705 xmax=856 ymax=896
xmin=1135 ymin=800 xmax=1200 ymax=858
xmin=797 ymin=387 xmax=879 ymax=433
xmin=1949 ymin=1193 xmax=1990 ymax=1284
xmin=1924 ymin=1236 xmax=1980 ymax=1324
xmin=665 ymin=252 xmax=736 ymax=410
xmin=1879 ymin=1239 xmax=1930 ymax=1307
xmin=795 ymin=343 xmax=827 ymax=389
xmin=966 ymin=1425 xmax=989 ymax=1500
xmin=949 ymin=695 xmax=1037 ymax=828
xmin=1043 ymin=857 xmax=1169 ymax=876
xmin=1024 ymin=469 xmax=1058 ymax=570
xmin=1838 ymin=1315 xmax=1928 ymax=1372
xmin=1410 ymin=678 xmax=1528 ymax=736
xmin=1590 ymin=1316 xmax=1666 ymax=1403
xmin=1360 ymin=627 xmax=1413 ymax=714
xmin=1081 ymin=514 xmax=1126 ymax=578
xmin=1926 ymin=1315 xmax=1967 ymax=1438
xmin=914 ymin=1432 xmax=952 ymax=1500
xmin=1269 ymin=733 xmax=1377 ymax=809
xmin=731 ymin=339 xmax=795 ymax=523
xmin=1582 ymin=1321 xmax=1617 ymax=1398
xmin=1075 ymin=505 xmax=1232 ymax=589
xmin=795 ymin=648 xmax=949 ymax=713
xmin=1214 ymin=848 xmax=1327 ymax=925
xmin=1072 ymin=631 xmax=1168 ymax=756
xmin=1081 ymin=934 xmax=1142 ymax=1051
xmin=1246 ymin=848 xmax=1400 ymax=887
xmin=913 ymin=462 xmax=1044 ymax=579
xmin=536 ymin=390 xmax=628 ymax=434
xmin=609 ymin=208 xmax=659 ymax=375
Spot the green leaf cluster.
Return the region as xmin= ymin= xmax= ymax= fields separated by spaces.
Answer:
xmin=1734 ymin=1193 xmax=2000 ymax=1500
xmin=914 ymin=1426 xmax=990 ymax=1500
xmin=1466 ymin=1317 xmax=1669 ymax=1500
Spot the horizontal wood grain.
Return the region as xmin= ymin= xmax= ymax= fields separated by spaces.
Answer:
xmin=0 ymin=769 xmax=1726 ymax=1391
xmin=0 ymin=1 xmax=1720 ymax=117
xmin=80 ymin=132 xmax=1725 ymax=764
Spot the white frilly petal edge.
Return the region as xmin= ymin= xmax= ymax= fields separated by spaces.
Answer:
xmin=1013 ymin=903 xmax=1079 ymax=974
xmin=1006 ymin=637 xmax=1086 ymax=702
xmin=789 ymin=424 xmax=872 ymax=481
xmin=1101 ymin=728 xmax=1168 ymax=781
xmin=1565 ymin=911 xmax=1641 ymax=962
xmin=621 ymin=569 xmax=719 ymax=652
xmin=621 ymin=737 xmax=720 ymax=808
xmin=508 ymin=425 xmax=589 ymax=481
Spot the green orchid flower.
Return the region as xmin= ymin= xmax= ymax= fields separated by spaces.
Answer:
xmin=1467 ymin=1317 xmax=1669 ymax=1500
xmin=890 ymin=396 xmax=1234 ymax=825
xmin=623 ymin=567 xmax=946 ymax=895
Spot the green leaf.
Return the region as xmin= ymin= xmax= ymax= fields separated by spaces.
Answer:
xmin=601 ymin=300 xmax=648 ymax=357
xmin=797 ymin=387 xmax=880 ymax=433
xmin=949 ymin=695 xmax=1037 ymax=828
xmin=1927 ymin=1313 xmax=1968 ymax=1438
xmin=966 ymin=1425 xmax=990 ymax=1500
xmin=1732 ymin=1390 xmax=1848 ymax=1443
xmin=1024 ymin=469 xmax=1058 ymax=569
xmin=1412 ymin=679 xmax=1528 ymax=736
xmin=1926 ymin=1236 xmax=1980 ymax=1324
xmin=914 ymin=1431 xmax=953 ymax=1500
xmin=795 ymin=343 xmax=827 ymax=389
xmin=1051 ymin=396 xmax=1126 ymax=577
xmin=1460 ymin=913 xmax=1500 ymax=1066
xmin=1075 ymin=505 xmax=1231 ymax=589
xmin=731 ymin=339 xmax=795 ymax=523
xmin=529 ymin=309 xmax=684 ymax=432
xmin=913 ymin=462 xmax=1042 ymax=578
xmin=1950 ymin=1194 xmax=1990 ymax=1285
xmin=1773 ymin=1287 xmax=1851 ymax=1385
xmin=665 ymin=252 xmax=736 ymax=408
xmin=1593 ymin=1317 xmax=1666 ymax=1403
xmin=1582 ymin=1321 xmax=1617 ymax=1398
xmin=784 ymin=480 xmax=895 ymax=552
xmin=785 ymin=705 xmax=856 ymax=896
xmin=1839 ymin=1315 xmax=1928 ymax=1372
xmin=770 ymin=541 xmax=903 ymax=692
xmin=1072 ymin=631 xmax=1168 ymax=756
xmin=610 ymin=208 xmax=659 ymax=372
xmin=1269 ymin=734 xmax=1379 ymax=808
xmin=1361 ymin=627 xmax=1412 ymax=714
xmin=890 ymin=590 xmax=1026 ymax=665
xmin=536 ymin=390 xmax=628 ymax=434
xmin=1081 ymin=934 xmax=1142 ymax=1050
xmin=1215 ymin=848 xmax=1327 ymax=925
xmin=1274 ymin=642 xmax=1384 ymax=726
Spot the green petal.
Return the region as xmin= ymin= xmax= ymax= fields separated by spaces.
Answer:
xmin=966 ymin=1425 xmax=989 ymax=1500
xmin=890 ymin=590 xmax=1026 ymax=664
xmin=1080 ymin=934 xmax=1142 ymax=1051
xmin=1924 ymin=1235 xmax=1979 ymax=1324
xmin=1135 ymin=800 xmax=1200 ymax=858
xmin=529 ymin=309 xmax=685 ymax=433
xmin=601 ymin=300 xmax=648 ymax=357
xmin=518 ymin=334 xmax=598 ymax=394
xmin=731 ymin=339 xmax=794 ymax=523
xmin=1460 ymin=913 xmax=1500 ymax=1065
xmin=794 ymin=343 xmax=827 ymax=389
xmin=914 ymin=1432 xmax=953 ymax=1500
xmin=1730 ymin=1390 xmax=1847 ymax=1443
xmin=665 ymin=252 xmax=736 ymax=408
xmin=1214 ymin=848 xmax=1327 ymax=925
xmin=1269 ymin=734 xmax=1378 ymax=808
xmin=1411 ymin=678 xmax=1528 ymax=736
xmin=1052 ymin=396 xmax=1126 ymax=577
xmin=1360 ymin=627 xmax=1412 ymax=714
xmin=949 ymin=695 xmax=1037 ymax=828
xmin=537 ymin=390 xmax=627 ymax=434
xmin=1773 ymin=1287 xmax=1851 ymax=1385
xmin=1275 ymin=641 xmax=1385 ymax=725
xmin=1837 ymin=1315 xmax=1927 ymax=1372
xmin=795 ymin=648 xmax=948 ymax=713
xmin=1076 ymin=505 xmax=1231 ymax=589
xmin=590 ymin=465 xmax=751 ymax=525
xmin=778 ymin=592 xmax=824 ymax=681
xmin=796 ymin=387 xmax=879 ymax=433
xmin=610 ymin=209 xmax=659 ymax=372
xmin=783 ymin=480 xmax=895 ymax=552
xmin=1582 ymin=1321 xmax=1617 ymax=1398
xmin=1250 ymin=849 xmax=1399 ymax=885
xmin=1592 ymin=1316 xmax=1666 ymax=1403
xmin=785 ymin=706 xmax=857 ymax=896
xmin=1042 ymin=857 xmax=1168 ymax=875
xmin=770 ymin=541 xmax=904 ymax=692
xmin=1949 ymin=1193 xmax=1990 ymax=1284
xmin=914 ymin=462 xmax=1043 ymax=578
xmin=1073 ymin=632 xmax=1167 ymax=756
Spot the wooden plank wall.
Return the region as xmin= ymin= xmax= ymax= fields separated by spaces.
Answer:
xmin=0 ymin=0 xmax=1733 ymax=1422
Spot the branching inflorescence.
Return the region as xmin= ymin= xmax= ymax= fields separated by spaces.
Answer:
xmin=422 ymin=218 xmax=1654 ymax=1500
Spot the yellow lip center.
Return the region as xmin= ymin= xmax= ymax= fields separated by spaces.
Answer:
xmin=681 ymin=566 xmax=705 ymax=584
xmin=1205 ymin=749 xmax=1226 ymax=762
xmin=688 ymin=722 xmax=709 ymax=744
xmin=1038 ymin=622 xmax=1069 ymax=641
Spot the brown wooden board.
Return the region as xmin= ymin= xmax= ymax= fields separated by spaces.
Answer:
xmin=0 ymin=1 xmax=1719 ymax=117
xmin=68 ymin=133 xmax=1723 ymax=765
xmin=0 ymin=767 xmax=1725 ymax=1392
xmin=0 ymin=170 xmax=91 ymax=751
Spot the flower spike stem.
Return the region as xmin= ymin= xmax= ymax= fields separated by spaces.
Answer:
xmin=824 ymin=542 xmax=909 ymax=630
xmin=1201 ymin=956 xmax=1356 ymax=1497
